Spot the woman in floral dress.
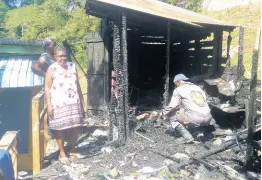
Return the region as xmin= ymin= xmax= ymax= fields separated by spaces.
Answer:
xmin=45 ymin=46 xmax=84 ymax=161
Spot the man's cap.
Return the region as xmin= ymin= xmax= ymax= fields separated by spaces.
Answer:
xmin=173 ymin=74 xmax=189 ymax=83
xmin=42 ymin=37 xmax=56 ymax=49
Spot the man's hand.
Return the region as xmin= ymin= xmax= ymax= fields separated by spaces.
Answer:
xmin=48 ymin=106 xmax=54 ymax=117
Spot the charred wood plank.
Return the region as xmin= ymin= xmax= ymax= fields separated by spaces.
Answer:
xmin=135 ymin=131 xmax=155 ymax=143
xmin=195 ymin=38 xmax=201 ymax=74
xmin=216 ymin=161 xmax=246 ymax=180
xmin=211 ymin=29 xmax=223 ymax=76
xmin=244 ymin=29 xmax=261 ymax=171
xmin=112 ymin=15 xmax=126 ymax=146
xmin=169 ymin=133 xmax=248 ymax=172
xmin=121 ymin=11 xmax=130 ymax=138
xmin=237 ymin=26 xmax=245 ymax=79
xmin=186 ymin=153 xmax=217 ymax=170
xmin=163 ymin=21 xmax=171 ymax=107
xmin=226 ymin=32 xmax=232 ymax=63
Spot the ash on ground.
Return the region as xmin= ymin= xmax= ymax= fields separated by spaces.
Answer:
xmin=28 ymin=123 xmax=260 ymax=180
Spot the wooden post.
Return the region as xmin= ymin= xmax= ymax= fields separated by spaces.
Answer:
xmin=112 ymin=12 xmax=126 ymax=146
xmin=245 ymin=29 xmax=261 ymax=171
xmin=40 ymin=106 xmax=48 ymax=163
xmin=195 ymin=38 xmax=201 ymax=74
xmin=181 ymin=41 xmax=189 ymax=74
xmin=31 ymin=97 xmax=40 ymax=175
xmin=121 ymin=11 xmax=129 ymax=138
xmin=226 ymin=32 xmax=232 ymax=66
xmin=163 ymin=21 xmax=171 ymax=107
xmin=212 ymin=29 xmax=223 ymax=76
xmin=237 ymin=26 xmax=245 ymax=79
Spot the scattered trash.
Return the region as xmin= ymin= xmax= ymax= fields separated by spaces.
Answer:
xmin=223 ymin=136 xmax=235 ymax=141
xmin=212 ymin=138 xmax=222 ymax=146
xmin=119 ymin=161 xmax=125 ymax=166
xmin=92 ymin=129 xmax=108 ymax=137
xmin=148 ymin=111 xmax=158 ymax=121
xmin=135 ymin=131 xmax=155 ymax=143
xmin=136 ymin=113 xmax=150 ymax=120
xmin=257 ymin=150 xmax=261 ymax=157
xmin=163 ymin=159 xmax=174 ymax=166
xmin=101 ymin=147 xmax=113 ymax=153
xmin=125 ymin=152 xmax=137 ymax=162
xmin=194 ymin=173 xmax=200 ymax=179
xmin=80 ymin=166 xmax=91 ymax=175
xmin=172 ymin=153 xmax=190 ymax=160
xmin=180 ymin=170 xmax=191 ymax=177
xmin=77 ymin=141 xmax=90 ymax=148
xmin=220 ymin=101 xmax=231 ymax=109
xmin=93 ymin=160 xmax=101 ymax=163
xmin=214 ymin=129 xmax=233 ymax=136
xmin=143 ymin=156 xmax=148 ymax=161
xmin=18 ymin=171 xmax=28 ymax=177
xmin=110 ymin=167 xmax=120 ymax=178
xmin=137 ymin=166 xmax=158 ymax=175
xmin=132 ymin=161 xmax=139 ymax=167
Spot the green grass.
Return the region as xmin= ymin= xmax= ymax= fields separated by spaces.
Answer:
xmin=202 ymin=3 xmax=261 ymax=80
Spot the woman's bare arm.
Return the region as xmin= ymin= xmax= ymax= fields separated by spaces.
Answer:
xmin=31 ymin=58 xmax=48 ymax=77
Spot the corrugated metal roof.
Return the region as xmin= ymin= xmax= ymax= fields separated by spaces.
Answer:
xmin=0 ymin=55 xmax=43 ymax=88
xmin=86 ymin=0 xmax=236 ymax=28
xmin=0 ymin=38 xmax=42 ymax=46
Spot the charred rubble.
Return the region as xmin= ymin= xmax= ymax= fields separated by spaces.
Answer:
xmin=84 ymin=0 xmax=262 ymax=179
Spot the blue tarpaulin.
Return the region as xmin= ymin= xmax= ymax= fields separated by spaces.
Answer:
xmin=0 ymin=150 xmax=14 ymax=180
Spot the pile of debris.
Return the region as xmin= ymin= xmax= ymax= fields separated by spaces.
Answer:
xmin=25 ymin=114 xmax=260 ymax=180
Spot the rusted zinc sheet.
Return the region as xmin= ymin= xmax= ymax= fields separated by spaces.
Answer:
xmin=0 ymin=38 xmax=42 ymax=46
xmin=86 ymin=0 xmax=236 ymax=28
xmin=0 ymin=56 xmax=43 ymax=88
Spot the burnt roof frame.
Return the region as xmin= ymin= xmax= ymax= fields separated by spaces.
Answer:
xmin=85 ymin=0 xmax=236 ymax=38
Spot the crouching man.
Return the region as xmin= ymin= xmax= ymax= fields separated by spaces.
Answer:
xmin=159 ymin=74 xmax=212 ymax=143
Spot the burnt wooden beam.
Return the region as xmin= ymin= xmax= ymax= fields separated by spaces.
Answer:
xmin=244 ymin=29 xmax=261 ymax=171
xmin=121 ymin=11 xmax=129 ymax=139
xmin=237 ymin=26 xmax=245 ymax=79
xmin=163 ymin=21 xmax=171 ymax=107
xmin=181 ymin=41 xmax=189 ymax=74
xmin=169 ymin=132 xmax=249 ymax=172
xmin=127 ymin=21 xmax=210 ymax=41
xmin=226 ymin=32 xmax=232 ymax=64
xmin=211 ymin=29 xmax=223 ymax=76
xmin=112 ymin=14 xmax=126 ymax=146
xmin=195 ymin=39 xmax=201 ymax=74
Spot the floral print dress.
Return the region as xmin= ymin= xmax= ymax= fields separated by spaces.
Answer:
xmin=48 ymin=62 xmax=84 ymax=130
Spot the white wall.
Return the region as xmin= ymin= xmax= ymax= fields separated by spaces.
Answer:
xmin=202 ymin=0 xmax=261 ymax=11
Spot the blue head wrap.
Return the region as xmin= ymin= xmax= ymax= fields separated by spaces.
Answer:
xmin=42 ymin=37 xmax=56 ymax=49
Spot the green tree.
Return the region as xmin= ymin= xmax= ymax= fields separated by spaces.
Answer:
xmin=4 ymin=0 xmax=100 ymax=68
xmin=0 ymin=0 xmax=9 ymax=36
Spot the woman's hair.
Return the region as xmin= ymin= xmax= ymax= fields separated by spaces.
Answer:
xmin=54 ymin=46 xmax=67 ymax=55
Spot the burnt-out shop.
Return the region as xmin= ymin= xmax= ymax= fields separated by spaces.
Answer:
xmin=85 ymin=0 xmax=258 ymax=144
